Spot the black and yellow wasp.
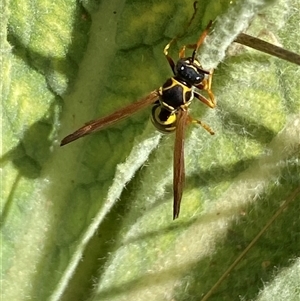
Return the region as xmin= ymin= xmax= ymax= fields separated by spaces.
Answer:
xmin=61 ymin=21 xmax=216 ymax=219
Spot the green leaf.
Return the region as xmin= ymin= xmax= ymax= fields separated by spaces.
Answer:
xmin=1 ymin=0 xmax=299 ymax=300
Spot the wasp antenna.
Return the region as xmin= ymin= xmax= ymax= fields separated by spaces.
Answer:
xmin=165 ymin=1 xmax=199 ymax=57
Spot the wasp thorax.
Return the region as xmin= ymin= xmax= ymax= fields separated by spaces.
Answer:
xmin=175 ymin=58 xmax=205 ymax=85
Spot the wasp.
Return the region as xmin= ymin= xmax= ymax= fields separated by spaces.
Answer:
xmin=61 ymin=21 xmax=216 ymax=219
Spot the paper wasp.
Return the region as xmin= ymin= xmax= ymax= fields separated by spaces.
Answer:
xmin=61 ymin=21 xmax=216 ymax=219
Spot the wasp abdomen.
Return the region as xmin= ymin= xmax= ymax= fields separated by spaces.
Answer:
xmin=151 ymin=103 xmax=177 ymax=133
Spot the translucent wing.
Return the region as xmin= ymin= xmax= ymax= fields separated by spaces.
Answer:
xmin=173 ymin=109 xmax=188 ymax=219
xmin=61 ymin=90 xmax=159 ymax=146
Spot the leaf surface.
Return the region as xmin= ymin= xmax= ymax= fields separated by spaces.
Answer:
xmin=1 ymin=0 xmax=299 ymax=300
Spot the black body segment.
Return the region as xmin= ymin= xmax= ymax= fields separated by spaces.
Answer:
xmin=159 ymin=77 xmax=193 ymax=110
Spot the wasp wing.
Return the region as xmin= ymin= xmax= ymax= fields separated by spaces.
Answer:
xmin=173 ymin=109 xmax=188 ymax=219
xmin=61 ymin=90 xmax=159 ymax=146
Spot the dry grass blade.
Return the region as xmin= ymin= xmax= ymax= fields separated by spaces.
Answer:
xmin=235 ymin=33 xmax=300 ymax=65
xmin=200 ymin=185 xmax=300 ymax=301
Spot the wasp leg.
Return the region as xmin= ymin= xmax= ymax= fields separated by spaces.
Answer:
xmin=194 ymin=70 xmax=216 ymax=108
xmin=164 ymin=1 xmax=200 ymax=73
xmin=194 ymin=90 xmax=216 ymax=109
xmin=179 ymin=43 xmax=197 ymax=58
xmin=163 ymin=42 xmax=176 ymax=74
xmin=188 ymin=114 xmax=214 ymax=135
xmin=192 ymin=20 xmax=213 ymax=60
xmin=178 ymin=20 xmax=212 ymax=59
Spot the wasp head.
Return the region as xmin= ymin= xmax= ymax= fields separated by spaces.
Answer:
xmin=175 ymin=57 xmax=209 ymax=86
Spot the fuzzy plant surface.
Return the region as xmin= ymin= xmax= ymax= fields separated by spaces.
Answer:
xmin=1 ymin=0 xmax=299 ymax=301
